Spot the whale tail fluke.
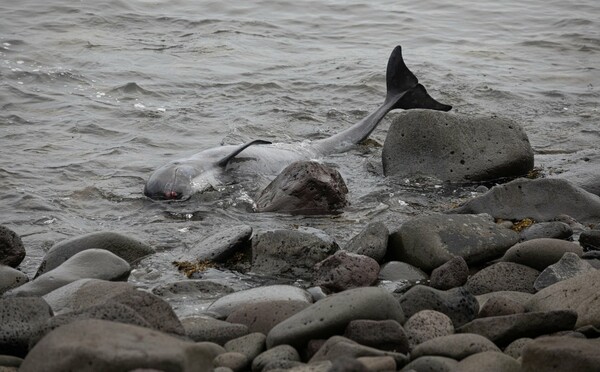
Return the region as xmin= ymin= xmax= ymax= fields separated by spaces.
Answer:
xmin=385 ymin=46 xmax=452 ymax=112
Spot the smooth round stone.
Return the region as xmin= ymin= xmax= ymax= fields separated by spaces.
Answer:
xmin=151 ymin=279 xmax=235 ymax=299
xmin=224 ymin=333 xmax=266 ymax=361
xmin=344 ymin=319 xmax=409 ymax=354
xmin=476 ymin=291 xmax=533 ymax=309
xmin=503 ymin=337 xmax=533 ymax=359
xmin=478 ymin=296 xmax=526 ymax=318
xmin=465 ymin=262 xmax=540 ymax=295
xmin=356 ymin=356 xmax=396 ymax=371
xmin=519 ymin=222 xmax=573 ymax=241
xmin=251 ymin=345 xmax=300 ymax=372
xmin=0 ymin=265 xmax=29 ymax=294
xmin=401 ymin=356 xmax=457 ymax=372
xmin=378 ymin=261 xmax=428 ymax=282
xmin=309 ymin=336 xmax=407 ymax=366
xmin=226 ymin=300 xmax=309 ymax=335
xmin=579 ymin=229 xmax=600 ymax=250
xmin=0 ymin=226 xmax=25 ymax=268
xmin=313 ymin=251 xmax=379 ymax=292
xmin=501 ymin=238 xmax=583 ymax=271
xmin=0 ymin=297 xmax=53 ymax=357
xmin=455 ymin=351 xmax=520 ymax=372
xmin=5 ymin=249 xmax=130 ymax=297
xmin=207 ymin=285 xmax=313 ymax=318
xmin=521 ymin=336 xmax=600 ymax=372
xmin=213 ymin=352 xmax=248 ymax=372
xmin=429 ymin=256 xmax=469 ymax=290
xmin=404 ymin=310 xmax=454 ymax=349
xmin=534 ymin=252 xmax=595 ymax=291
xmin=185 ymin=225 xmax=252 ymax=262
xmin=411 ymin=333 xmax=500 ymax=360
xmin=344 ymin=222 xmax=389 ymax=263
xmin=181 ymin=316 xmax=249 ymax=345
xmin=267 ymin=287 xmax=405 ymax=349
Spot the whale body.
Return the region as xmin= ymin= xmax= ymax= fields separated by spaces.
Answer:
xmin=144 ymin=46 xmax=451 ymax=200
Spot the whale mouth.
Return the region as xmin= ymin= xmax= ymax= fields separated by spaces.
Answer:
xmin=164 ymin=191 xmax=181 ymax=200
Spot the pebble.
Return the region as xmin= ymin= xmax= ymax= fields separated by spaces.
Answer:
xmin=0 ymin=226 xmax=25 ymax=268
xmin=213 ymin=352 xmax=248 ymax=372
xmin=410 ymin=333 xmax=500 ymax=360
xmin=267 ymin=287 xmax=405 ymax=349
xmin=185 ymin=225 xmax=252 ymax=262
xmin=378 ymin=261 xmax=428 ymax=282
xmin=525 ymin=269 xmax=600 ymax=328
xmin=226 ymin=300 xmax=309 ymax=334
xmin=0 ymin=297 xmax=52 ymax=357
xmin=207 ymin=285 xmax=313 ymax=318
xmin=400 ymin=356 xmax=457 ymax=372
xmin=388 ymin=213 xmax=518 ymax=271
xmin=35 ymin=231 xmax=153 ymax=277
xmin=501 ymin=238 xmax=583 ymax=271
xmin=457 ymin=310 xmax=578 ymax=346
xmin=429 ymin=256 xmax=469 ymax=290
xmin=5 ymin=249 xmax=130 ymax=297
xmin=404 ymin=310 xmax=454 ymax=349
xmin=0 ymin=265 xmax=28 ymax=294
xmin=251 ymin=228 xmax=338 ymax=279
xmin=465 ymin=261 xmax=540 ymax=295
xmin=454 ymin=351 xmax=521 ymax=372
xmin=533 ymin=251 xmax=595 ymax=291
xmin=521 ymin=336 xmax=600 ymax=372
xmin=343 ymin=319 xmax=409 ymax=354
xmin=251 ymin=345 xmax=300 ymax=372
xmin=452 ymin=178 xmax=600 ymax=225
xmin=312 ymin=251 xmax=379 ymax=292
xmin=399 ymin=285 xmax=479 ymax=327
xmin=343 ymin=222 xmax=389 ymax=262
xmin=19 ymin=319 xmax=224 ymax=372
xmin=503 ymin=337 xmax=532 ymax=359
xmin=519 ymin=221 xmax=573 ymax=241
xmin=181 ymin=316 xmax=249 ymax=344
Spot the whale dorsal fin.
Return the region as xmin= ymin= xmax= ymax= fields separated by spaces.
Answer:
xmin=216 ymin=139 xmax=272 ymax=168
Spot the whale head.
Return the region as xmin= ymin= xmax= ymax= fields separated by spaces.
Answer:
xmin=144 ymin=163 xmax=198 ymax=200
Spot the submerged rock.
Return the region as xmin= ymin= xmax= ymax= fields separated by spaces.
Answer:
xmin=382 ymin=110 xmax=533 ymax=182
xmin=453 ymin=178 xmax=600 ymax=224
xmin=255 ymin=161 xmax=348 ymax=215
xmin=0 ymin=225 xmax=25 ymax=268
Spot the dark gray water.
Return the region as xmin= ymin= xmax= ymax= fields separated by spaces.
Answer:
xmin=1 ymin=0 xmax=599 ymax=301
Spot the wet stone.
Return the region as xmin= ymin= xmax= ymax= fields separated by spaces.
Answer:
xmin=429 ymin=256 xmax=469 ymax=290
xmin=224 ymin=332 xmax=266 ymax=361
xmin=344 ymin=319 xmax=409 ymax=354
xmin=344 ymin=222 xmax=389 ymax=263
xmin=519 ymin=221 xmax=573 ymax=241
xmin=185 ymin=225 xmax=252 ymax=262
xmin=0 ymin=265 xmax=29 ymax=294
xmin=465 ymin=261 xmax=540 ymax=295
xmin=181 ymin=316 xmax=249 ymax=345
xmin=226 ymin=300 xmax=309 ymax=335
xmin=501 ymin=238 xmax=583 ymax=271
xmin=312 ymin=251 xmax=379 ymax=293
xmin=533 ymin=251 xmax=595 ymax=291
xmin=0 ymin=297 xmax=53 ymax=357
xmin=0 ymin=226 xmax=25 ymax=268
xmin=378 ymin=261 xmax=428 ymax=282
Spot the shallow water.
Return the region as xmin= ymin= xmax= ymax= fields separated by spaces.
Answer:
xmin=1 ymin=0 xmax=599 ymax=308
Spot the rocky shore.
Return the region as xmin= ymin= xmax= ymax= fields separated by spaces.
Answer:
xmin=2 ymin=111 xmax=600 ymax=371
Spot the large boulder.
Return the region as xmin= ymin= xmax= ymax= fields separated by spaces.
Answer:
xmin=453 ymin=178 xmax=600 ymax=224
xmin=382 ymin=110 xmax=533 ymax=182
xmin=255 ymin=161 xmax=348 ymax=215
xmin=388 ymin=214 xmax=518 ymax=271
xmin=20 ymin=319 xmax=222 ymax=372
xmin=0 ymin=226 xmax=25 ymax=268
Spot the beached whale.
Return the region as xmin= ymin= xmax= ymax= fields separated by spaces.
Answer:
xmin=144 ymin=46 xmax=451 ymax=200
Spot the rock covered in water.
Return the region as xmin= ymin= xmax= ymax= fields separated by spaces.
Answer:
xmin=0 ymin=225 xmax=25 ymax=268
xmin=501 ymin=238 xmax=583 ymax=271
xmin=534 ymin=252 xmax=595 ymax=291
xmin=35 ymin=231 xmax=153 ymax=277
xmin=453 ymin=178 xmax=600 ymax=224
xmin=388 ymin=213 xmax=518 ymax=271
xmin=0 ymin=297 xmax=53 ymax=357
xmin=382 ymin=110 xmax=534 ymax=182
xmin=5 ymin=249 xmax=131 ymax=297
xmin=313 ymin=250 xmax=379 ymax=292
xmin=184 ymin=225 xmax=252 ymax=262
xmin=255 ymin=161 xmax=348 ymax=215
xmin=465 ymin=262 xmax=540 ymax=295
xmin=19 ymin=319 xmax=223 ymax=372
xmin=251 ymin=228 xmax=338 ymax=279
xmin=343 ymin=222 xmax=389 ymax=263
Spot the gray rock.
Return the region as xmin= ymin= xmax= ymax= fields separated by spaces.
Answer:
xmin=399 ymin=285 xmax=479 ymax=327
xmin=521 ymin=336 xmax=600 ymax=372
xmin=429 ymin=256 xmax=469 ymax=290
xmin=344 ymin=222 xmax=389 ymax=263
xmin=213 ymin=352 xmax=248 ymax=372
xmin=378 ymin=261 xmax=428 ymax=282
xmin=5 ymin=249 xmax=130 ymax=297
xmin=182 ymin=316 xmax=249 ymax=344
xmin=344 ymin=319 xmax=409 ymax=354
xmin=0 ymin=355 xmax=23 ymax=368
xmin=503 ymin=337 xmax=532 ymax=359
xmin=0 ymin=297 xmax=52 ymax=357
xmin=404 ymin=310 xmax=454 ymax=349
xmin=151 ymin=279 xmax=235 ymax=299
xmin=226 ymin=300 xmax=309 ymax=334
xmin=252 ymin=345 xmax=300 ymax=372
xmin=186 ymin=225 xmax=252 ymax=262
xmin=455 ymin=351 xmax=521 ymax=372
xmin=520 ymin=222 xmax=573 ymax=241
xmin=19 ymin=319 xmax=222 ymax=372
xmin=476 ymin=291 xmax=533 ymax=309
xmin=313 ymin=251 xmax=379 ymax=292
xmin=207 ymin=285 xmax=312 ymax=318
xmin=410 ymin=333 xmax=500 ymax=360
xmin=356 ymin=356 xmax=396 ymax=372
xmin=262 ymin=360 xmax=305 ymax=371
xmin=35 ymin=231 xmax=153 ymax=277
xmin=453 ymin=178 xmax=600 ymax=225
xmin=534 ymin=252 xmax=595 ymax=291
xmin=400 ymin=356 xmax=457 ymax=372
xmin=478 ymin=296 xmax=526 ymax=318
xmin=224 ymin=332 xmax=266 ymax=361
xmin=41 ymin=279 xmax=184 ymax=335
xmin=267 ymin=287 xmax=405 ymax=349
xmin=465 ymin=262 xmax=540 ymax=295
xmin=255 ymin=161 xmax=348 ymax=215
xmin=388 ymin=214 xmax=519 ymax=271
xmin=309 ymin=336 xmax=407 ymax=365
xmin=0 ymin=226 xmax=25 ymax=268
xmin=525 ymin=269 xmax=600 ymax=328
xmin=251 ymin=228 xmax=338 ymax=279
xmin=457 ymin=310 xmax=578 ymax=346
xmin=382 ymin=110 xmax=533 ymax=182
xmin=0 ymin=265 xmax=28 ymax=294
xmin=580 ymin=229 xmax=600 ymax=250
xmin=502 ymin=238 xmax=583 ymax=271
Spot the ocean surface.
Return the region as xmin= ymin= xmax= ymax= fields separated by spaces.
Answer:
xmin=1 ymin=0 xmax=598 ymax=313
